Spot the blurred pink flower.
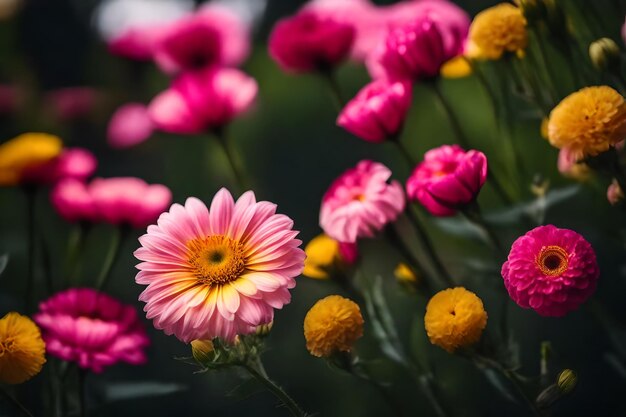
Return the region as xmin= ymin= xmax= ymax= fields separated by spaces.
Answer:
xmin=406 ymin=145 xmax=487 ymax=216
xmin=502 ymin=225 xmax=599 ymax=317
xmin=134 ymin=189 xmax=305 ymax=342
xmin=107 ymin=103 xmax=154 ymax=149
xmin=339 ymin=241 xmax=359 ymax=265
xmin=45 ymin=87 xmax=100 ymax=121
xmin=23 ymin=148 xmax=97 ymax=186
xmin=35 ymin=288 xmax=150 ymax=373
xmin=607 ymin=180 xmax=624 ymax=205
xmin=269 ymin=11 xmax=355 ymax=73
xmin=196 ymin=4 xmax=250 ymax=66
xmin=0 ymin=84 xmax=19 ymax=115
xmin=108 ymin=26 xmax=161 ymax=61
xmin=51 ymin=179 xmax=99 ymax=224
xmin=337 ymin=79 xmax=412 ymax=143
xmin=320 ymin=160 xmax=405 ymax=243
xmin=622 ymin=17 xmax=626 ymax=46
xmin=557 ymin=147 xmax=590 ymax=180
xmin=148 ymin=67 xmax=257 ymax=134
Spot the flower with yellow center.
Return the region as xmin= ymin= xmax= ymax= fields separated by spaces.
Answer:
xmin=304 ymin=295 xmax=364 ymax=358
xmin=0 ymin=312 xmax=46 ymax=384
xmin=548 ymin=86 xmax=626 ymax=159
xmin=469 ymin=3 xmax=528 ymax=60
xmin=0 ymin=133 xmax=62 ymax=186
xmin=424 ymin=287 xmax=487 ymax=353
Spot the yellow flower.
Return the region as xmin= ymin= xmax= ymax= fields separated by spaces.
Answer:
xmin=302 ymin=234 xmax=355 ymax=279
xmin=0 ymin=133 xmax=63 ymax=186
xmin=303 ymin=295 xmax=363 ymax=357
xmin=440 ymin=56 xmax=472 ymax=79
xmin=394 ymin=263 xmax=418 ymax=284
xmin=469 ymin=3 xmax=528 ymax=60
xmin=0 ymin=312 xmax=46 ymax=384
xmin=548 ymin=86 xmax=626 ymax=159
xmin=424 ymin=287 xmax=487 ymax=353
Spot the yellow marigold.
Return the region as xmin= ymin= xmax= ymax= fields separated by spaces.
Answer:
xmin=394 ymin=262 xmax=418 ymax=284
xmin=0 ymin=312 xmax=46 ymax=384
xmin=424 ymin=287 xmax=487 ymax=353
xmin=440 ymin=56 xmax=472 ymax=79
xmin=0 ymin=133 xmax=62 ymax=186
xmin=303 ymin=295 xmax=363 ymax=357
xmin=469 ymin=3 xmax=528 ymax=60
xmin=548 ymin=86 xmax=626 ymax=159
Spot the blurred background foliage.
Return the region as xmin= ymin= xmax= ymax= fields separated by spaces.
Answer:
xmin=1 ymin=0 xmax=626 ymax=416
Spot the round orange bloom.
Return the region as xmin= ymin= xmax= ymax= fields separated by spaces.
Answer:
xmin=0 ymin=312 xmax=46 ymax=384
xmin=424 ymin=287 xmax=487 ymax=353
xmin=469 ymin=3 xmax=528 ymax=60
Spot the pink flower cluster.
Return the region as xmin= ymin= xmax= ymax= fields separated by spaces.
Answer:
xmin=23 ymin=148 xmax=97 ymax=186
xmin=35 ymin=288 xmax=149 ymax=373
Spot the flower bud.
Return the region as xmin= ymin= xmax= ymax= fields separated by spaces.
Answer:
xmin=557 ymin=369 xmax=577 ymax=394
xmin=536 ymin=369 xmax=577 ymax=409
xmin=191 ymin=339 xmax=215 ymax=365
xmin=255 ymin=321 xmax=274 ymax=337
xmin=394 ymin=263 xmax=420 ymax=292
xmin=607 ymin=179 xmax=624 ymax=206
xmin=589 ymin=38 xmax=621 ymax=72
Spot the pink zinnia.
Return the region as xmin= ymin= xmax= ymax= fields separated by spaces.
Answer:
xmin=34 ymin=288 xmax=150 ymax=373
xmin=320 ymin=160 xmax=405 ymax=243
xmin=502 ymin=225 xmax=600 ymax=317
xmin=337 ymin=79 xmax=412 ymax=143
xmin=148 ymin=67 xmax=257 ymax=135
xmin=107 ymin=103 xmax=154 ymax=149
xmin=134 ymin=188 xmax=305 ymax=342
xmin=268 ymin=11 xmax=355 ymax=73
xmin=406 ymin=145 xmax=487 ymax=217
xmin=23 ymin=148 xmax=97 ymax=186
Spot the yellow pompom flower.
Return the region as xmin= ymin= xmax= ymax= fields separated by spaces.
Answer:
xmin=424 ymin=287 xmax=487 ymax=353
xmin=440 ymin=56 xmax=472 ymax=79
xmin=302 ymin=234 xmax=356 ymax=279
xmin=304 ymin=295 xmax=364 ymax=358
xmin=0 ymin=312 xmax=46 ymax=384
xmin=0 ymin=133 xmax=62 ymax=186
xmin=548 ymin=86 xmax=626 ymax=159
xmin=469 ymin=3 xmax=528 ymax=60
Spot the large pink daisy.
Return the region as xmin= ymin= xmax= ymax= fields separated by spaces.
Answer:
xmin=134 ymin=188 xmax=305 ymax=342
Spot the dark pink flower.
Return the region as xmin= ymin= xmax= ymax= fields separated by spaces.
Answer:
xmin=107 ymin=103 xmax=154 ymax=149
xmin=337 ymin=79 xmax=412 ymax=143
xmin=406 ymin=145 xmax=487 ymax=216
xmin=51 ymin=179 xmax=99 ymax=224
xmin=338 ymin=241 xmax=359 ymax=265
xmin=502 ymin=225 xmax=600 ymax=317
xmin=108 ymin=26 xmax=161 ymax=61
xmin=35 ymin=288 xmax=150 ymax=373
xmin=148 ymin=67 xmax=257 ymax=134
xmin=23 ymin=148 xmax=97 ymax=186
xmin=269 ymin=11 xmax=355 ymax=73
xmin=320 ymin=160 xmax=405 ymax=243
xmin=45 ymin=87 xmax=100 ymax=121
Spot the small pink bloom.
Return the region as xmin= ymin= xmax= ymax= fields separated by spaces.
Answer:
xmin=23 ymin=148 xmax=97 ymax=186
xmin=196 ymin=4 xmax=251 ymax=67
xmin=320 ymin=160 xmax=405 ymax=243
xmin=89 ymin=177 xmax=172 ymax=229
xmin=108 ymin=26 xmax=161 ymax=61
xmin=0 ymin=84 xmax=19 ymax=115
xmin=622 ymin=17 xmax=626 ymax=46
xmin=34 ymin=288 xmax=150 ymax=373
xmin=406 ymin=145 xmax=487 ymax=217
xmin=337 ymin=79 xmax=412 ymax=143
xmin=502 ymin=225 xmax=599 ymax=317
xmin=269 ymin=11 xmax=355 ymax=73
xmin=607 ymin=180 xmax=624 ymax=205
xmin=134 ymin=188 xmax=305 ymax=342
xmin=45 ymin=87 xmax=100 ymax=121
xmin=148 ymin=67 xmax=257 ymax=134
xmin=338 ymin=241 xmax=359 ymax=265
xmin=51 ymin=179 xmax=99 ymax=224
xmin=107 ymin=103 xmax=154 ymax=149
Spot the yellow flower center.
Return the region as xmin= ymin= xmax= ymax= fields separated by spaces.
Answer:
xmin=186 ymin=235 xmax=246 ymax=285
xmin=537 ymin=245 xmax=569 ymax=276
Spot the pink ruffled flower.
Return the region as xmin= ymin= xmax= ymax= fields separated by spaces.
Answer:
xmin=134 ymin=188 xmax=305 ymax=342
xmin=502 ymin=225 xmax=600 ymax=317
xmin=51 ymin=179 xmax=99 ymax=224
xmin=45 ymin=87 xmax=100 ymax=121
xmin=406 ymin=145 xmax=487 ymax=216
xmin=23 ymin=148 xmax=97 ymax=186
xmin=107 ymin=103 xmax=154 ymax=149
xmin=337 ymin=79 xmax=412 ymax=143
xmin=320 ymin=160 xmax=405 ymax=243
xmin=148 ymin=67 xmax=257 ymax=134
xmin=269 ymin=11 xmax=355 ymax=73
xmin=34 ymin=288 xmax=150 ymax=373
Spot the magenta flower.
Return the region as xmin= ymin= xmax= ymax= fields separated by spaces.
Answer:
xmin=148 ymin=67 xmax=257 ymax=135
xmin=320 ymin=160 xmax=405 ymax=243
xmin=134 ymin=188 xmax=305 ymax=342
xmin=34 ymin=288 xmax=150 ymax=373
xmin=339 ymin=241 xmax=359 ymax=265
xmin=502 ymin=225 xmax=600 ymax=317
xmin=406 ymin=145 xmax=487 ymax=217
xmin=107 ymin=103 xmax=154 ymax=149
xmin=269 ymin=11 xmax=355 ymax=73
xmin=337 ymin=79 xmax=412 ymax=143
xmin=108 ymin=26 xmax=160 ymax=61
xmin=51 ymin=179 xmax=99 ymax=224
xmin=23 ymin=148 xmax=97 ymax=186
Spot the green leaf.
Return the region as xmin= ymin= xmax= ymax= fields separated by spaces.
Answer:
xmin=0 ymin=254 xmax=9 ymax=277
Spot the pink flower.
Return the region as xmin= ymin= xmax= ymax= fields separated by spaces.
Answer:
xmin=45 ymin=87 xmax=100 ymax=121
xmin=148 ymin=67 xmax=257 ymax=134
xmin=23 ymin=148 xmax=97 ymax=186
xmin=337 ymin=79 xmax=412 ymax=143
xmin=269 ymin=11 xmax=355 ymax=73
xmin=107 ymin=103 xmax=154 ymax=149
xmin=622 ymin=17 xmax=626 ymax=46
xmin=134 ymin=188 xmax=305 ymax=342
xmin=34 ymin=288 xmax=150 ymax=373
xmin=339 ymin=241 xmax=359 ymax=265
xmin=607 ymin=180 xmax=624 ymax=205
xmin=502 ymin=225 xmax=600 ymax=317
xmin=406 ymin=145 xmax=487 ymax=216
xmin=557 ymin=147 xmax=590 ymax=180
xmin=320 ymin=160 xmax=405 ymax=243
xmin=108 ymin=26 xmax=161 ymax=61
xmin=51 ymin=179 xmax=98 ymax=224
xmin=0 ymin=84 xmax=19 ymax=115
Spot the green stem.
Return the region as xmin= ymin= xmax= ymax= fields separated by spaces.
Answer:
xmin=242 ymin=358 xmax=307 ymax=417
xmin=530 ymin=28 xmax=560 ymax=106
xmin=461 ymin=204 xmax=506 ymax=257
xmin=66 ymin=224 xmax=90 ymax=286
xmin=501 ymin=369 xmax=544 ymax=417
xmin=470 ymin=61 xmax=500 ymax=122
xmin=78 ymin=368 xmax=87 ymax=417
xmin=23 ymin=186 xmax=36 ymax=313
xmin=321 ymin=70 xmax=345 ymax=111
xmin=215 ymin=129 xmax=250 ymax=192
xmin=384 ymin=226 xmax=433 ymax=294
xmin=393 ymin=140 xmax=417 ymax=170
xmin=0 ymin=387 xmax=34 ymax=417
xmin=95 ymin=227 xmax=128 ymax=291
